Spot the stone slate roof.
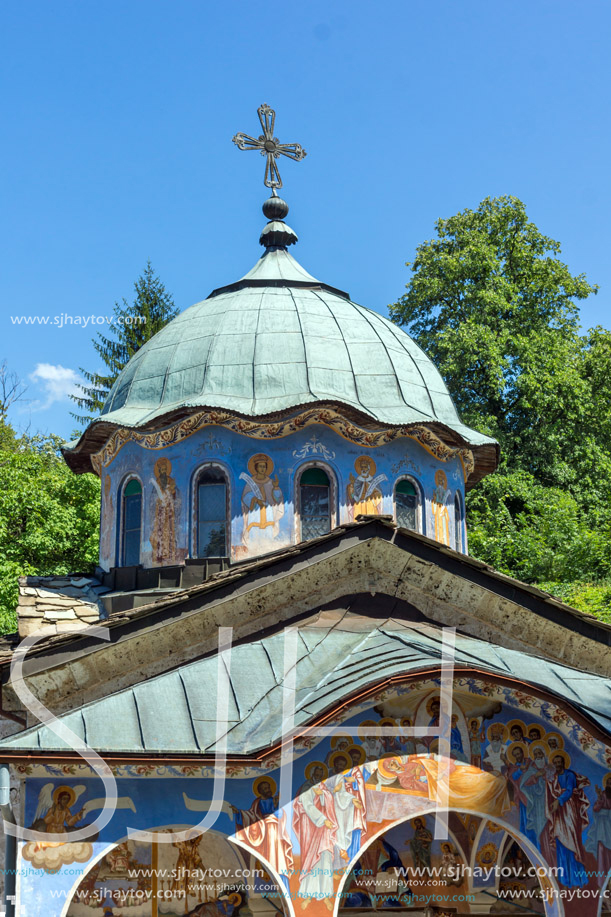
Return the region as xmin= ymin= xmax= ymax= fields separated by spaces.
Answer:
xmin=1 ymin=607 xmax=610 ymax=756
xmin=63 ymin=247 xmax=498 ymax=475
xmin=17 ymin=575 xmax=109 ymax=637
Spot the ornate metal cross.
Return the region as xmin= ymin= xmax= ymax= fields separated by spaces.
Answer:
xmin=232 ymin=104 xmax=307 ymax=190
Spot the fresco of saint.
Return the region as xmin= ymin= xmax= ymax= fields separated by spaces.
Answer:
xmin=482 ymin=723 xmax=508 ymax=776
xmin=231 ymin=777 xmax=293 ymax=892
xmin=523 ymin=741 xmax=555 ymax=850
xmin=292 ymin=761 xmax=337 ymax=906
xmin=431 ymin=469 xmax=451 ymax=545
xmin=327 ymin=750 xmax=367 ymax=869
xmin=468 ymin=718 xmax=485 ymax=768
xmin=585 ymin=773 xmax=611 ymax=874
xmin=240 ymin=454 xmax=284 ymax=552
xmin=149 ymin=456 xmax=179 ymax=564
xmin=409 ymin=816 xmax=433 ymax=869
xmin=504 ymin=742 xmax=536 ymax=845
xmin=542 ymin=750 xmax=591 ymax=887
xmin=346 ymin=455 xmax=387 ymax=519
xmin=100 ymin=474 xmax=113 ymax=565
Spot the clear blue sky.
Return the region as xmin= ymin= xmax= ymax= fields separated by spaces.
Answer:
xmin=2 ymin=0 xmax=610 ymax=439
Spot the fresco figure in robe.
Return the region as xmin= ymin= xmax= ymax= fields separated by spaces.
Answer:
xmin=522 ymin=741 xmax=554 ymax=850
xmin=431 ymin=469 xmax=451 ymax=546
xmin=482 ymin=723 xmax=508 ymax=776
xmin=469 ymin=718 xmax=485 ymax=768
xmin=585 ymin=773 xmax=611 ymax=875
xmin=327 ymin=751 xmax=367 ymax=870
xmin=546 ymin=732 xmax=564 ymax=752
xmin=450 ymin=714 xmax=468 ymax=762
xmin=37 ymin=786 xmax=86 ymax=840
xmin=504 ymin=742 xmax=537 ymax=846
xmin=398 ymin=717 xmax=417 ymax=756
xmin=375 ymin=755 xmax=428 ymax=795
xmin=292 ymin=762 xmax=337 ymax=908
xmin=507 ymin=720 xmax=529 ymax=745
xmin=240 ymin=454 xmax=284 ymax=553
xmin=440 ymin=842 xmax=462 ymax=887
xmin=358 ymin=721 xmax=383 ymax=783
xmin=101 ymin=474 xmax=113 ymax=565
xmin=324 ymin=734 xmax=352 ymax=766
xmin=542 ymin=751 xmax=591 ymax=887
xmin=231 ymin=778 xmax=293 ymax=892
xmin=171 ymin=830 xmax=205 ymax=894
xmin=150 ymin=457 xmax=179 ymax=564
xmin=346 ymin=455 xmax=387 ymax=519
xmin=409 ymin=817 xmax=433 ymax=869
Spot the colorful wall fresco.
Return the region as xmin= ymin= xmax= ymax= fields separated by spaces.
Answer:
xmin=13 ymin=676 xmax=611 ymax=917
xmin=98 ymin=420 xmax=467 ymax=570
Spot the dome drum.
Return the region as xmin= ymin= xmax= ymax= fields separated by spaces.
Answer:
xmin=99 ymin=418 xmax=468 ymax=574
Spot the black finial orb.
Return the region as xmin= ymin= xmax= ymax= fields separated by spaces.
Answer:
xmin=262 ymin=195 xmax=289 ymax=220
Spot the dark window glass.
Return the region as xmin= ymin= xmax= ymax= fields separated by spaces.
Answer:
xmin=198 ymin=471 xmax=227 ymax=558
xmin=395 ymin=479 xmax=418 ymax=531
xmin=300 ymin=468 xmax=331 ymax=540
xmin=454 ymin=494 xmax=463 ymax=552
xmin=122 ymin=479 xmax=142 ymax=566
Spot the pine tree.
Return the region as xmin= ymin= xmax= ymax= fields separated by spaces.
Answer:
xmin=71 ymin=261 xmax=179 ymax=423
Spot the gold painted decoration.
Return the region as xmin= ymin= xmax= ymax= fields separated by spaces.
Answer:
xmin=90 ymin=408 xmax=475 ymax=480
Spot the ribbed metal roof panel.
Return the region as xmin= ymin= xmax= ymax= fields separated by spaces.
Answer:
xmin=3 ymin=620 xmax=610 ymax=755
xmin=88 ymin=249 xmax=494 ymax=450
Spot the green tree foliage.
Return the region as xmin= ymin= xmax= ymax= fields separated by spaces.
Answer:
xmin=0 ymin=430 xmax=100 ymax=633
xmin=390 ymin=196 xmax=611 ymax=596
xmin=71 ymin=261 xmax=178 ymax=423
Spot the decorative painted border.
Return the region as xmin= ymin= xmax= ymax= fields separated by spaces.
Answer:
xmin=13 ymin=674 xmax=609 ymax=780
xmin=90 ymin=408 xmax=475 ymax=481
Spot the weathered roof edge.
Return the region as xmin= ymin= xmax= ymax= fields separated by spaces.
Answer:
xmin=61 ymin=400 xmax=499 ymax=483
xmin=2 ymin=516 xmax=609 ymax=672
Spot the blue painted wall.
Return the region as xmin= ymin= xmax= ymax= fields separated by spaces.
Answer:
xmin=99 ymin=424 xmax=466 ymax=570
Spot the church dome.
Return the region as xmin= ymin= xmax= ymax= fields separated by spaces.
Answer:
xmin=98 ymin=247 xmax=491 ymax=448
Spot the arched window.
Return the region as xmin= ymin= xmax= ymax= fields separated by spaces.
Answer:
xmin=299 ymin=467 xmax=331 ymax=540
xmin=122 ymin=479 xmax=142 ymax=566
xmin=454 ymin=493 xmax=464 ymax=553
xmin=395 ymin=478 xmax=420 ymax=532
xmin=197 ymin=468 xmax=228 ymax=558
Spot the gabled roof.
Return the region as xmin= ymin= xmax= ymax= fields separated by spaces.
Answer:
xmin=2 ymin=519 xmax=611 ymax=750
xmin=2 ymin=604 xmax=611 ymax=756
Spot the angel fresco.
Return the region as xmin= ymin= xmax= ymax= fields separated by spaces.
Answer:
xmin=22 ymin=784 xmax=93 ymax=870
xmin=346 ymin=456 xmax=387 ymax=520
xmin=431 ymin=469 xmax=451 ymax=546
xmin=240 ymin=454 xmax=285 ymax=553
xmin=150 ymin=456 xmax=179 ymax=564
xmin=23 ymin=784 xmax=137 ymax=872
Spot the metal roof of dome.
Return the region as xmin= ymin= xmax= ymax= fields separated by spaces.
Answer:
xmin=64 ymin=192 xmax=498 ymax=479
xmin=98 ymin=246 xmax=487 ymax=440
